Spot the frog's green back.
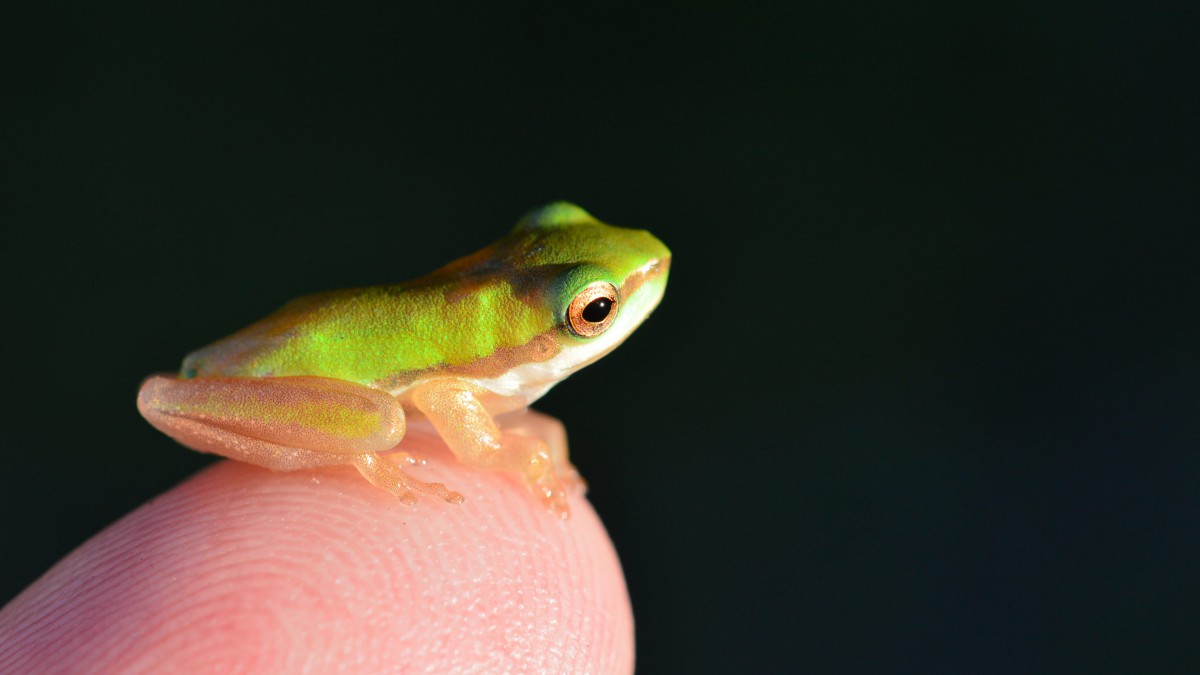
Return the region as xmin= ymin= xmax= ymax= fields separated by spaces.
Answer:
xmin=181 ymin=203 xmax=670 ymax=388
xmin=181 ymin=275 xmax=554 ymax=384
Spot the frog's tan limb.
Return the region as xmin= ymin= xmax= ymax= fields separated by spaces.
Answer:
xmin=137 ymin=375 xmax=463 ymax=504
xmin=499 ymin=409 xmax=587 ymax=493
xmin=412 ymin=379 xmax=573 ymax=519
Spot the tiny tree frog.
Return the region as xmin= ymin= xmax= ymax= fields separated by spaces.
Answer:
xmin=138 ymin=203 xmax=670 ymax=518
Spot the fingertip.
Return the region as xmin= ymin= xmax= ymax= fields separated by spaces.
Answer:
xmin=0 ymin=448 xmax=633 ymax=673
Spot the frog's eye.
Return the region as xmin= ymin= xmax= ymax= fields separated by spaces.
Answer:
xmin=567 ymin=281 xmax=619 ymax=337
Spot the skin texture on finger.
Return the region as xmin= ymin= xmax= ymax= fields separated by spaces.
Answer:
xmin=0 ymin=429 xmax=633 ymax=673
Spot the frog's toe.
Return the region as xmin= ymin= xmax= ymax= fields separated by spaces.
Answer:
xmin=525 ymin=457 xmax=571 ymax=519
xmin=531 ymin=479 xmax=571 ymax=520
xmin=387 ymin=449 xmax=428 ymax=466
xmin=559 ymin=464 xmax=588 ymax=494
xmin=432 ymin=484 xmax=466 ymax=504
xmin=352 ymin=453 xmax=465 ymax=505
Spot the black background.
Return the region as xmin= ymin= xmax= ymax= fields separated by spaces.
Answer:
xmin=3 ymin=2 xmax=1198 ymax=672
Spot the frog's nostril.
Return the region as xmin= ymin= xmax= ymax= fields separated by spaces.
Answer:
xmin=646 ymin=257 xmax=670 ymax=278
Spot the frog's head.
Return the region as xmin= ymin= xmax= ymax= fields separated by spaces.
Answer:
xmin=508 ymin=202 xmax=671 ymax=379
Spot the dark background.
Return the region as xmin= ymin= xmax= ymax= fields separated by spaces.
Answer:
xmin=3 ymin=2 xmax=1197 ymax=672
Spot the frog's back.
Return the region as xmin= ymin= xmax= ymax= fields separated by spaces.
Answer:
xmin=181 ymin=279 xmax=551 ymax=387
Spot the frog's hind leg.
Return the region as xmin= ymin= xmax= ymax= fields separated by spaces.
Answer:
xmin=351 ymin=453 xmax=465 ymax=505
xmin=138 ymin=374 xmax=463 ymax=505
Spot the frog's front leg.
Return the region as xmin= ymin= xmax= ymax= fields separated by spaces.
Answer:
xmin=137 ymin=375 xmax=463 ymax=504
xmin=411 ymin=379 xmax=575 ymax=519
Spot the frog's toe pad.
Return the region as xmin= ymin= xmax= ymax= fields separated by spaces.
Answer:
xmin=537 ymin=487 xmax=571 ymax=521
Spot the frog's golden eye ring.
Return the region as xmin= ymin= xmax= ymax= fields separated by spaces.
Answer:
xmin=567 ymin=281 xmax=619 ymax=337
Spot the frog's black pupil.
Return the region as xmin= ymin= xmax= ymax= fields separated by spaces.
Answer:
xmin=582 ymin=297 xmax=612 ymax=323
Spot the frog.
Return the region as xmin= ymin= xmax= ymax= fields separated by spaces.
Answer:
xmin=137 ymin=203 xmax=671 ymax=519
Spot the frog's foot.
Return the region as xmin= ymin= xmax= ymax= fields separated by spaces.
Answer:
xmin=351 ymin=453 xmax=464 ymax=506
xmin=498 ymin=434 xmax=571 ymax=520
xmin=510 ymin=431 xmax=585 ymax=498
xmin=497 ymin=409 xmax=587 ymax=496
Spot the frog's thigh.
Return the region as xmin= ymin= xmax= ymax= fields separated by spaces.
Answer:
xmin=140 ymin=375 xmax=465 ymax=503
xmin=137 ymin=375 xmax=406 ymax=469
xmin=411 ymin=379 xmax=571 ymax=517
